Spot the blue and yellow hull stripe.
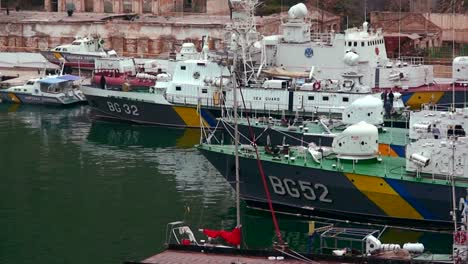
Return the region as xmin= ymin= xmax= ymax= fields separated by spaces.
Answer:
xmin=401 ymin=90 xmax=467 ymax=109
xmin=344 ymin=173 xmax=424 ymax=220
xmin=171 ymin=106 xmax=217 ymax=128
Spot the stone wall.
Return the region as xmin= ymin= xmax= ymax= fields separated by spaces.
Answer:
xmin=39 ymin=0 xmax=229 ymax=15
xmin=0 ymin=18 xmax=228 ymax=57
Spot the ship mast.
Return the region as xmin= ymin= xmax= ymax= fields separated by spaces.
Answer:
xmin=228 ymin=0 xmax=259 ymax=245
xmin=228 ymin=0 xmax=259 ymax=86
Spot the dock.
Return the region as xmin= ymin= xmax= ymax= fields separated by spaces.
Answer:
xmin=0 ymin=69 xmax=43 ymax=88
xmin=133 ymin=250 xmax=325 ymax=264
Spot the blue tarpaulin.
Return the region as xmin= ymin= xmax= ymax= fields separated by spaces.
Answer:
xmin=38 ymin=75 xmax=80 ymax=84
xmin=58 ymin=75 xmax=81 ymax=81
xmin=38 ymin=77 xmax=68 ymax=84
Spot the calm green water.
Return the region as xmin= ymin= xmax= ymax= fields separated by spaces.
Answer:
xmin=0 ymin=104 xmax=453 ymax=264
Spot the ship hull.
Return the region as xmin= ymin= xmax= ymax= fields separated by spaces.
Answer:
xmin=199 ymin=148 xmax=466 ymax=228
xmin=376 ymin=85 xmax=468 ymax=110
xmin=0 ymin=91 xmax=83 ymax=106
xmin=40 ymin=51 xmax=103 ymax=70
xmin=82 ymin=86 xmax=465 ymax=130
xmin=84 ymin=92 xmax=220 ymax=128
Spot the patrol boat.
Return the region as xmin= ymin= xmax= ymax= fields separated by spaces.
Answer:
xmin=199 ymin=119 xmax=468 ymax=227
xmin=0 ymin=75 xmax=86 ymax=106
xmin=40 ymin=36 xmax=118 ymax=70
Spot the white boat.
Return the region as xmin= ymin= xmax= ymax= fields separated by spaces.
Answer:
xmin=40 ymin=36 xmax=118 ymax=70
xmin=0 ymin=75 xmax=86 ymax=106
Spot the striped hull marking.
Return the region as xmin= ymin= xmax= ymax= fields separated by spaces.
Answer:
xmin=6 ymin=93 xmax=21 ymax=103
xmin=172 ymin=106 xmax=217 ymax=128
xmin=200 ymin=147 xmax=465 ymax=224
xmin=437 ymin=91 xmax=468 ymax=106
xmin=86 ymin=94 xmax=216 ymax=128
xmin=401 ymin=91 xmax=445 ymax=109
xmin=344 ymin=173 xmax=423 ymax=220
xmin=384 ymin=179 xmax=466 ymax=221
xmin=378 ymin=144 xmax=405 ymax=157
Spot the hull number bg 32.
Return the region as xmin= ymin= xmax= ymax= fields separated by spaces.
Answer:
xmin=107 ymin=101 xmax=140 ymax=116
xmin=269 ymin=176 xmax=332 ymax=203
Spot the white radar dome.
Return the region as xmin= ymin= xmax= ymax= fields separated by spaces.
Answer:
xmin=332 ymin=121 xmax=379 ymax=160
xmin=288 ymin=3 xmax=308 ymax=19
xmin=342 ymin=95 xmax=384 ymax=125
xmin=344 ymin=51 xmax=359 ymax=66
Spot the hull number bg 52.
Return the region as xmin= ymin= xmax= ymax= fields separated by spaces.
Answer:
xmin=269 ymin=176 xmax=332 ymax=203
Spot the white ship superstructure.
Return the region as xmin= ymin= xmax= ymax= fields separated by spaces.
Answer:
xmin=258 ymin=4 xmax=433 ymax=90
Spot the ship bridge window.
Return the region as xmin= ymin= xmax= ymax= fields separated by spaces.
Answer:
xmin=323 ymin=96 xmax=329 ymax=101
xmin=348 ymin=41 xmax=352 ymax=46
xmin=72 ymin=42 xmax=81 ymax=45
xmin=201 ymin=88 xmax=207 ymax=94
xmin=308 ymin=96 xmax=314 ymax=100
xmin=361 ymin=42 xmax=365 ymax=47
xmin=176 ymin=86 xmax=182 ymax=91
xmin=353 ymin=41 xmax=357 ymax=47
xmin=342 ymin=97 xmax=349 ymax=102
xmin=62 ymin=48 xmax=68 ymax=51
xmin=55 ymin=48 xmax=61 ymax=51
xmin=26 ymin=81 xmax=34 ymax=85
xmin=196 ymin=62 xmax=206 ymax=66
xmin=180 ymin=66 xmax=186 ymax=70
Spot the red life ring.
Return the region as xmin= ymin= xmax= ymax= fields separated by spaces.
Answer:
xmin=313 ymin=81 xmax=321 ymax=91
xmin=454 ymin=231 xmax=467 ymax=244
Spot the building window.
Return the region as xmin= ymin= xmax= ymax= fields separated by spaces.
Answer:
xmin=123 ymin=0 xmax=132 ymax=13
xmin=143 ymin=0 xmax=152 ymax=13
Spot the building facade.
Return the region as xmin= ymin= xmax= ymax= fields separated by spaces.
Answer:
xmin=1 ymin=0 xmax=229 ymax=15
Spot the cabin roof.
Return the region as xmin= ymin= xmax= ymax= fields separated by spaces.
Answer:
xmin=39 ymin=75 xmax=79 ymax=84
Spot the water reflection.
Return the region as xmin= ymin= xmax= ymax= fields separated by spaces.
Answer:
xmin=0 ymin=104 xmax=453 ymax=263
xmin=0 ymin=104 xmax=234 ymax=264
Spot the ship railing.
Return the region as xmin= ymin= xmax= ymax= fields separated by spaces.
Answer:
xmin=420 ymin=102 xmax=462 ymax=112
xmin=166 ymin=93 xmax=346 ymax=114
xmin=310 ymin=33 xmax=332 ymax=45
xmin=320 ymin=227 xmax=380 ymax=255
xmin=165 ymin=221 xmax=200 ymax=246
xmin=397 ymin=56 xmax=425 ymax=66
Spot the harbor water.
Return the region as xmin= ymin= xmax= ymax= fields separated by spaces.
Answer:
xmin=0 ymin=104 xmax=453 ymax=264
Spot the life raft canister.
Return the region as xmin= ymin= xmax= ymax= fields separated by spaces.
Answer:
xmin=313 ymin=81 xmax=321 ymax=91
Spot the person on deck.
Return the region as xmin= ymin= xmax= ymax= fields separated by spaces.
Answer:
xmin=388 ymin=90 xmax=395 ymax=108
xmin=100 ymin=75 xmax=107 ymax=90
xmin=432 ymin=124 xmax=441 ymax=139
xmin=381 ymin=90 xmax=388 ymax=104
